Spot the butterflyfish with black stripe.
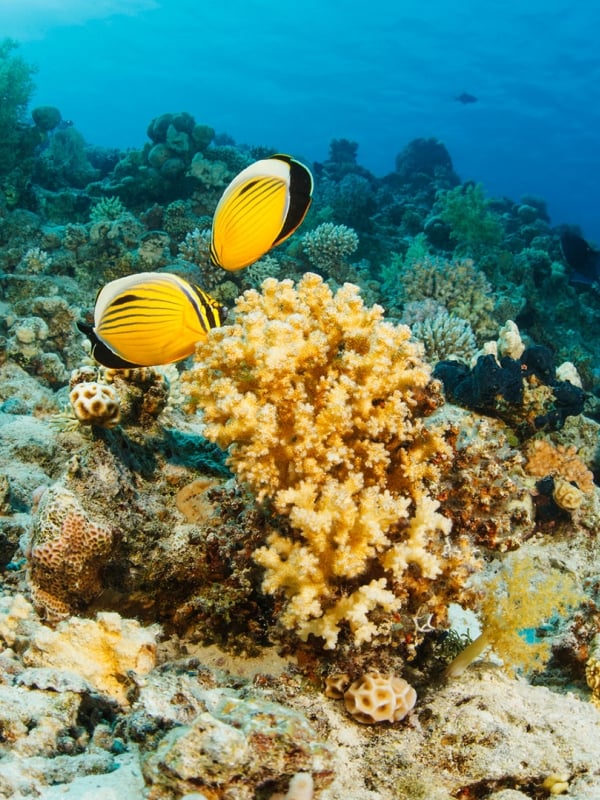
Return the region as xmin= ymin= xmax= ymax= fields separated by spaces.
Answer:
xmin=77 ymin=271 xmax=227 ymax=368
xmin=210 ymin=153 xmax=313 ymax=271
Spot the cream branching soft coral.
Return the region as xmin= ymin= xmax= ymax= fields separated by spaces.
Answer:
xmin=183 ymin=273 xmax=476 ymax=648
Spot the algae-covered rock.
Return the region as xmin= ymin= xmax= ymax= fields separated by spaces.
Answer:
xmin=23 ymin=612 xmax=159 ymax=706
xmin=31 ymin=105 xmax=62 ymax=132
xmin=141 ymin=688 xmax=335 ymax=799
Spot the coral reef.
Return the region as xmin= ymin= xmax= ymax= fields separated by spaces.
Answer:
xmin=396 ymin=255 xmax=498 ymax=341
xmin=1 ymin=84 xmax=600 ymax=799
xmin=141 ymin=687 xmax=335 ymax=799
xmin=435 ymin=342 xmax=586 ymax=438
xmin=102 ymin=367 xmax=170 ymax=427
xmin=89 ymin=195 xmax=126 ymax=223
xmin=394 ymin=137 xmax=457 ymax=184
xmin=2 ymin=291 xmax=82 ymax=388
xmin=524 ymin=439 xmax=594 ymax=494
xmin=20 ymin=412 xmax=272 ymax=649
xmin=435 ymin=182 xmax=504 ymax=258
xmin=435 ymin=409 xmax=536 ymax=550
xmin=16 ymin=246 xmax=52 ymax=274
xmin=178 ymin=224 xmax=211 ymax=267
xmin=0 ymin=39 xmax=37 ymax=179
xmin=242 ymin=253 xmax=282 ymax=289
xmin=318 ymin=172 xmax=377 ymax=232
xmin=410 ymin=307 xmax=478 ymax=363
xmin=183 ymin=273 xmax=477 ymax=649
xmin=189 ymin=151 xmax=229 ymax=187
xmin=35 ymin=125 xmax=100 ymax=190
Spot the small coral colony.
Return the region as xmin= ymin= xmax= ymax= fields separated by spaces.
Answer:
xmin=2 ymin=39 xmax=600 ymax=746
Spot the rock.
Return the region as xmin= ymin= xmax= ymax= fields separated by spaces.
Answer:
xmin=32 ymin=106 xmax=62 ymax=132
xmin=141 ymin=688 xmax=335 ymax=799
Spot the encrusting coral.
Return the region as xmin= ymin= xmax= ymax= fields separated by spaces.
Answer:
xmin=27 ymin=483 xmax=114 ymax=619
xmin=436 ymin=411 xmax=536 ymax=550
xmin=525 ymin=439 xmax=595 ymax=494
xmin=183 ymin=273 xmax=477 ymax=649
xmin=23 ymin=611 xmax=159 ymax=706
xmin=522 ymin=437 xmax=596 ymax=515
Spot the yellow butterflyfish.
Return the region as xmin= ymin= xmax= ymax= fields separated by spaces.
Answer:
xmin=77 ymin=271 xmax=227 ymax=368
xmin=210 ymin=153 xmax=313 ymax=271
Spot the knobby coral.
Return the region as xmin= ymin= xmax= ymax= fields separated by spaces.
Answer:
xmin=398 ymin=255 xmax=497 ymax=341
xmin=410 ymin=308 xmax=477 ymax=364
xmin=343 ymin=670 xmax=417 ymax=724
xmin=302 ymin=222 xmax=359 ymax=282
xmin=183 ymin=273 xmax=476 ymax=648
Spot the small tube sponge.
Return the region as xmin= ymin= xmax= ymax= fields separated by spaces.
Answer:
xmin=343 ymin=670 xmax=417 ymax=724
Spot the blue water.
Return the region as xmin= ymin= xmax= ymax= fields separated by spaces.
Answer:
xmin=7 ymin=0 xmax=600 ymax=243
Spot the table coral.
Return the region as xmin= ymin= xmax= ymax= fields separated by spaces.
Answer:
xmin=183 ymin=273 xmax=477 ymax=649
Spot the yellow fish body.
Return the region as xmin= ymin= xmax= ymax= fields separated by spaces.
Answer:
xmin=210 ymin=153 xmax=313 ymax=271
xmin=77 ymin=271 xmax=226 ymax=368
